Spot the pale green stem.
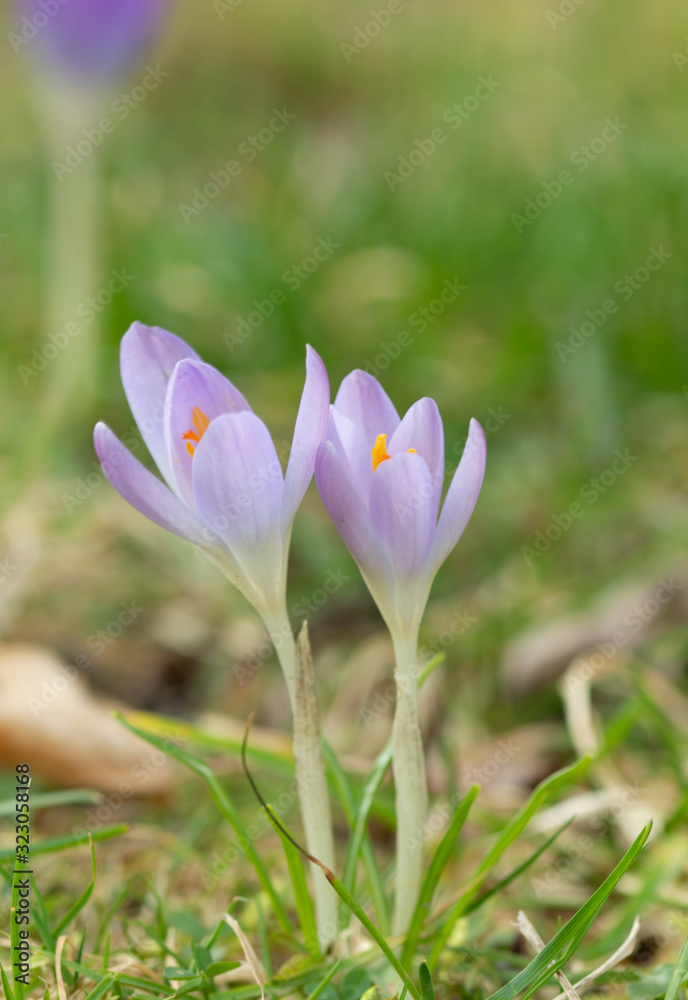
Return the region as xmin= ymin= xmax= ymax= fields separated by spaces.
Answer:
xmin=391 ymin=628 xmax=429 ymax=937
xmin=263 ymin=609 xmax=338 ymax=949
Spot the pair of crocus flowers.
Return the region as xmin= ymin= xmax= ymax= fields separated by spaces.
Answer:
xmin=94 ymin=323 xmax=486 ymax=643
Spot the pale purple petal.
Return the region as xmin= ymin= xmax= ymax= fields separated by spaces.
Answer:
xmin=430 ymin=419 xmax=486 ymax=572
xmin=369 ymin=452 xmax=438 ymax=580
xmin=388 ymin=397 xmax=445 ymax=504
xmin=333 ymin=370 xmax=400 ymax=446
xmin=315 ymin=441 xmax=391 ymax=588
xmin=120 ymin=322 xmax=200 ymax=490
xmin=192 ymin=413 xmax=284 ymax=587
xmin=18 ymin=0 xmax=170 ymax=84
xmin=326 ymin=407 xmax=373 ymax=503
xmin=281 ymin=346 xmax=330 ymax=531
xmin=93 ymin=422 xmax=219 ymax=549
xmin=164 ymin=359 xmax=252 ymax=507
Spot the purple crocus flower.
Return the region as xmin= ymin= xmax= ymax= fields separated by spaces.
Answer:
xmin=95 ymin=324 xmax=338 ymax=940
xmin=94 ymin=323 xmax=329 ymax=620
xmin=314 ymin=370 xmax=486 ymax=640
xmin=14 ymin=0 xmax=170 ymax=83
xmin=315 ymin=368 xmax=486 ymax=936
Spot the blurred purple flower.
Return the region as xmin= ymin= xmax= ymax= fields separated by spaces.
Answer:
xmin=315 ymin=370 xmax=486 ymax=637
xmin=15 ymin=0 xmax=170 ymax=83
xmin=94 ymin=323 xmax=329 ymax=615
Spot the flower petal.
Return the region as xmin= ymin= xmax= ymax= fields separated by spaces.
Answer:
xmin=93 ymin=421 xmax=219 ymax=549
xmin=192 ymin=412 xmax=285 ymax=601
xmin=388 ymin=397 xmax=445 ymax=503
xmin=326 ymin=407 xmax=374 ymax=503
xmin=430 ymin=418 xmax=486 ymax=572
xmin=164 ymin=359 xmax=252 ymax=507
xmin=120 ymin=322 xmax=200 ymax=490
xmin=315 ymin=440 xmax=392 ymax=597
xmin=20 ymin=0 xmax=170 ymax=84
xmin=333 ymin=370 xmax=400 ymax=446
xmin=281 ymin=346 xmax=330 ymax=531
xmin=368 ymin=452 xmax=438 ymax=581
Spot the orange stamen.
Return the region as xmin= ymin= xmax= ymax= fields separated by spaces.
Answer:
xmin=372 ymin=433 xmax=391 ymax=472
xmin=182 ymin=407 xmax=210 ymax=458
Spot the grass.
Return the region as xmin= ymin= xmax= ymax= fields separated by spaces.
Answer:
xmin=1 ymin=0 xmax=688 ymax=995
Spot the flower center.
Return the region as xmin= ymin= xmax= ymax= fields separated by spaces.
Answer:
xmin=182 ymin=407 xmax=210 ymax=457
xmin=371 ymin=433 xmax=416 ymax=471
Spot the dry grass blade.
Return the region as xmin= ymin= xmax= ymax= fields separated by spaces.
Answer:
xmin=515 ymin=911 xmax=581 ymax=1000
xmin=223 ymin=913 xmax=266 ymax=1000
xmin=549 ymin=915 xmax=641 ymax=1000
xmin=55 ymin=935 xmax=68 ymax=1000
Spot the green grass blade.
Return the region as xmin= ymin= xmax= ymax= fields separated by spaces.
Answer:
xmin=307 ymin=958 xmax=344 ymax=1000
xmin=317 ymin=866 xmax=421 ymax=1000
xmin=485 ymin=821 xmax=652 ymax=1000
xmin=429 ymin=755 xmax=592 ymax=967
xmin=465 ymin=819 xmax=573 ymax=915
xmin=419 ymin=961 xmax=436 ymax=1000
xmin=342 ymin=742 xmax=393 ymax=897
xmin=664 ymin=929 xmax=688 ymax=1000
xmin=83 ymin=972 xmax=116 ymax=1000
xmin=477 ymin=756 xmax=592 ymax=876
xmin=322 ymin=738 xmax=389 ymax=934
xmin=401 ymin=785 xmax=479 ymax=969
xmin=0 ymin=824 xmax=127 ymax=862
xmin=277 ymin=826 xmax=320 ymax=957
xmin=116 ymin=712 xmax=292 ymax=936
xmin=0 ymin=789 xmax=102 ymax=818
xmin=28 ymin=875 xmax=54 ymax=951
xmin=54 ymin=835 xmax=97 ymax=936
xmin=125 ymin=710 xmax=294 ymax=775
xmin=0 ymin=961 xmax=15 ymax=1000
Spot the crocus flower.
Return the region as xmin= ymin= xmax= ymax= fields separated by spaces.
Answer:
xmin=314 ymin=370 xmax=486 ymax=640
xmin=95 ymin=322 xmax=338 ymax=944
xmin=94 ymin=323 xmax=329 ymax=626
xmin=315 ymin=369 xmax=486 ymax=937
xmin=15 ymin=0 xmax=170 ymax=83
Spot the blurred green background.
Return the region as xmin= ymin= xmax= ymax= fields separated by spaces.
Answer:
xmin=1 ymin=0 xmax=687 ymax=736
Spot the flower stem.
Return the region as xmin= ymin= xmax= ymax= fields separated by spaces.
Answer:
xmin=265 ymin=612 xmax=338 ymax=949
xmin=391 ymin=629 xmax=429 ymax=937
